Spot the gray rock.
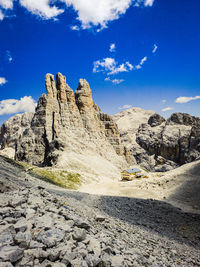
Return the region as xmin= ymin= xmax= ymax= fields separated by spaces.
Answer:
xmin=95 ymin=214 xmax=106 ymax=222
xmin=0 ymin=225 xmax=15 ymax=246
xmin=0 ymin=263 xmax=14 ymax=267
xmin=13 ymin=72 xmax=126 ymax=172
xmin=14 ymin=231 xmax=32 ymax=248
xmin=14 ymin=218 xmax=28 ymax=232
xmin=0 ymin=246 xmax=24 ymax=263
xmin=74 ymin=218 xmax=90 ymax=230
xmin=148 ymin=113 xmax=165 ymax=127
xmin=72 ymin=228 xmax=86 ymax=242
xmin=36 ymin=229 xmax=65 ymax=248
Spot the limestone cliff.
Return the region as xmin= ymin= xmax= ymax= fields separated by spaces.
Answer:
xmin=0 ymin=112 xmax=34 ymax=150
xmin=14 ymin=73 xmax=129 ymax=178
xmin=113 ymin=109 xmax=200 ymax=171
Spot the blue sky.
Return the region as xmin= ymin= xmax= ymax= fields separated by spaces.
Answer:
xmin=0 ymin=0 xmax=200 ymax=125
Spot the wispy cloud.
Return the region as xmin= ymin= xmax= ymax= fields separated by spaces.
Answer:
xmin=175 ymin=96 xmax=200 ymax=104
xmin=70 ymin=25 xmax=80 ymax=31
xmin=0 ymin=77 xmax=7 ymax=85
xmin=162 ymin=107 xmax=174 ymax=112
xmin=109 ymin=43 xmax=116 ymax=52
xmin=93 ymin=57 xmax=133 ymax=75
xmin=0 ymin=9 xmax=3 ymax=20
xmin=105 ymin=77 xmax=124 ymax=84
xmin=0 ymin=96 xmax=36 ymax=116
xmin=144 ymin=0 xmax=155 ymax=7
xmin=119 ymin=104 xmax=132 ymax=110
xmin=161 ymin=99 xmax=166 ymax=104
xmin=6 ymin=50 xmax=12 ymax=62
xmin=135 ymin=56 xmax=147 ymax=70
xmin=152 ymin=44 xmax=158 ymax=53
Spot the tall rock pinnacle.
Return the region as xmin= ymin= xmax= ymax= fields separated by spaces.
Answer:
xmin=14 ymin=72 xmax=129 ymax=167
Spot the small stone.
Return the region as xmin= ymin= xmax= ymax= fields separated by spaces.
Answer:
xmin=14 ymin=219 xmax=28 ymax=232
xmin=95 ymin=215 xmax=106 ymax=222
xmin=36 ymin=229 xmax=65 ymax=248
xmin=0 ymin=225 xmax=15 ymax=246
xmin=72 ymin=228 xmax=86 ymax=242
xmin=0 ymin=246 xmax=24 ymax=263
xmin=74 ymin=219 xmax=90 ymax=230
xmin=0 ymin=262 xmax=14 ymax=267
xmin=14 ymin=231 xmax=32 ymax=248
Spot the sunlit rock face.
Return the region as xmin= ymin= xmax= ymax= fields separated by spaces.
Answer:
xmin=113 ymin=109 xmax=200 ymax=171
xmin=0 ymin=112 xmax=34 ymax=150
xmin=137 ymin=112 xmax=200 ymax=166
xmin=14 ymin=73 xmax=129 ymax=170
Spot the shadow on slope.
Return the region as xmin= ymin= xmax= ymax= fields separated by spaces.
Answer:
xmin=52 ymin=188 xmax=200 ymax=248
xmin=167 ymin=161 xmax=200 ymax=211
xmin=98 ymin=195 xmax=200 ymax=248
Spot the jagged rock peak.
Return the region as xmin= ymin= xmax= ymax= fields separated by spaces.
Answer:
xmin=75 ymin=79 xmax=92 ymax=100
xmin=75 ymin=79 xmax=94 ymax=112
xmin=167 ymin=112 xmax=200 ymax=126
xmin=148 ymin=113 xmax=165 ymax=127
xmin=45 ymin=73 xmax=57 ymax=99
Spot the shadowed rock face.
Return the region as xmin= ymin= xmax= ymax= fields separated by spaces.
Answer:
xmin=14 ymin=73 xmax=129 ymax=167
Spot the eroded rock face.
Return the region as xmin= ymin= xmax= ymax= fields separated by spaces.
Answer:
xmin=14 ymin=73 xmax=128 ymax=168
xmin=0 ymin=113 xmax=34 ymax=150
xmin=113 ymin=109 xmax=200 ymax=171
xmin=137 ymin=112 xmax=200 ymax=165
xmin=148 ymin=113 xmax=165 ymax=127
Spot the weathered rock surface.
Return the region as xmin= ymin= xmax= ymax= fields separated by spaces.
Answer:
xmin=113 ymin=109 xmax=200 ymax=171
xmin=0 ymin=155 xmax=200 ymax=267
xmin=12 ymin=73 xmax=128 ymax=177
xmin=0 ymin=113 xmax=34 ymax=151
xmin=137 ymin=112 xmax=200 ymax=166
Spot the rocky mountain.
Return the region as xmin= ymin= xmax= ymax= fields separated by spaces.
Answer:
xmin=0 ymin=74 xmax=200 ymax=175
xmin=113 ymin=109 xmax=200 ymax=172
xmin=0 ymin=73 xmax=132 ymax=181
xmin=0 ymin=112 xmax=34 ymax=150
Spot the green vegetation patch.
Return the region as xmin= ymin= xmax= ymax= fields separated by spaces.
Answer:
xmin=0 ymin=155 xmax=81 ymax=190
xmin=30 ymin=168 xmax=81 ymax=190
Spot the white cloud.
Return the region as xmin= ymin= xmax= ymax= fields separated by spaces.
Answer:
xmin=175 ymin=96 xmax=200 ymax=104
xmin=61 ymin=0 xmax=155 ymax=29
xmin=152 ymin=44 xmax=158 ymax=53
xmin=6 ymin=50 xmax=13 ymax=62
xmin=19 ymin=0 xmax=64 ymax=19
xmin=0 ymin=96 xmax=36 ymax=116
xmin=162 ymin=107 xmax=174 ymax=112
xmin=105 ymin=77 xmax=124 ymax=84
xmin=62 ymin=0 xmax=133 ymax=29
xmin=0 ymin=77 xmax=7 ymax=85
xmin=0 ymin=0 xmax=155 ymax=27
xmin=112 ymin=78 xmax=124 ymax=84
xmin=93 ymin=57 xmax=115 ymax=73
xmin=119 ymin=104 xmax=132 ymax=110
xmin=135 ymin=56 xmax=147 ymax=70
xmin=93 ymin=57 xmax=133 ymax=75
xmin=144 ymin=0 xmax=154 ymax=7
xmin=109 ymin=43 xmax=116 ymax=52
xmin=70 ymin=25 xmax=80 ymax=31
xmin=0 ymin=9 xmax=4 ymax=20
xmin=161 ymin=99 xmax=166 ymax=104
xmin=0 ymin=0 xmax=14 ymax=10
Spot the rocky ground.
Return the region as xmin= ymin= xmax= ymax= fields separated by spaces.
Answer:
xmin=0 ymin=155 xmax=200 ymax=267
